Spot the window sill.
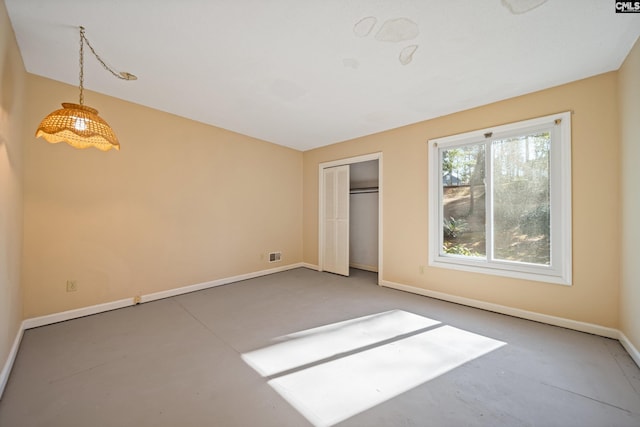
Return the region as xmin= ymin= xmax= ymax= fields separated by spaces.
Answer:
xmin=429 ymin=257 xmax=572 ymax=286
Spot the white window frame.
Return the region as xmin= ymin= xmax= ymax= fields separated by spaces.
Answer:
xmin=428 ymin=112 xmax=572 ymax=285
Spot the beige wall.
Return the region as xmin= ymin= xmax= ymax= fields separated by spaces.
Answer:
xmin=304 ymin=72 xmax=621 ymax=328
xmin=23 ymin=75 xmax=303 ymax=318
xmin=0 ymin=0 xmax=25 ymax=387
xmin=620 ymin=38 xmax=640 ymax=350
xmin=6 ymin=6 xmax=637 ymax=348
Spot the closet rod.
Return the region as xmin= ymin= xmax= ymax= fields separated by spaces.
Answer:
xmin=350 ymin=187 xmax=379 ymax=194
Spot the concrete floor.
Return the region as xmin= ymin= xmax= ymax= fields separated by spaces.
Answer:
xmin=1 ymin=268 xmax=639 ymax=427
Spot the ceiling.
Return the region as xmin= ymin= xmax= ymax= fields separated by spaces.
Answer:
xmin=6 ymin=0 xmax=640 ymax=151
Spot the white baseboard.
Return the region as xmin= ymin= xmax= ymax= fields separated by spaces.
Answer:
xmin=0 ymin=321 xmax=25 ymax=400
xmin=301 ymin=262 xmax=319 ymax=271
xmin=23 ymin=298 xmax=134 ymax=330
xmin=619 ymin=331 xmax=640 ymax=367
xmin=22 ymin=263 xmax=306 ymax=330
xmin=380 ymin=280 xmax=620 ymax=339
xmin=383 ymin=278 xmax=640 ymax=368
xmin=349 ymin=263 xmax=378 ymax=273
xmin=142 ymin=262 xmax=306 ymax=303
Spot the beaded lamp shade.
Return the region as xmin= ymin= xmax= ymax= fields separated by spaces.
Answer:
xmin=35 ymin=26 xmax=135 ymax=152
xmin=36 ymin=103 xmax=120 ymax=151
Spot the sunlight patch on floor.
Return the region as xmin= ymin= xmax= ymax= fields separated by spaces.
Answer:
xmin=242 ymin=310 xmax=440 ymax=377
xmin=242 ymin=311 xmax=506 ymax=427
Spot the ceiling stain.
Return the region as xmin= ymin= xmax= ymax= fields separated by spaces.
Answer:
xmin=352 ymin=16 xmax=420 ymax=66
xmin=353 ymin=16 xmax=377 ymax=37
xmin=501 ymin=0 xmax=549 ymax=14
xmin=399 ymin=45 xmax=418 ymax=66
xmin=375 ymin=18 xmax=419 ymax=43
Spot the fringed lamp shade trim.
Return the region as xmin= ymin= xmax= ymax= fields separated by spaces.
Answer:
xmin=35 ymin=103 xmax=120 ymax=151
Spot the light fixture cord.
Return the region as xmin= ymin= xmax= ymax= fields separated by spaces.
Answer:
xmin=79 ymin=27 xmax=133 ymax=81
xmin=79 ymin=26 xmax=85 ymax=105
xmin=77 ymin=25 xmax=136 ymax=105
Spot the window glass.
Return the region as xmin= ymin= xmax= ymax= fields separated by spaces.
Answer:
xmin=441 ymin=144 xmax=485 ymax=257
xmin=492 ymin=132 xmax=550 ymax=265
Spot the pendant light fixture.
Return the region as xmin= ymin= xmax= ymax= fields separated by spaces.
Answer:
xmin=35 ymin=26 xmax=136 ymax=152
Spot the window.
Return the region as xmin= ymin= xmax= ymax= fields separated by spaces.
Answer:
xmin=428 ymin=112 xmax=572 ymax=285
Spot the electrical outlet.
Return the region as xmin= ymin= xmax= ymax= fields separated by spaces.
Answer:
xmin=66 ymin=280 xmax=78 ymax=292
xmin=419 ymin=265 xmax=425 ymax=275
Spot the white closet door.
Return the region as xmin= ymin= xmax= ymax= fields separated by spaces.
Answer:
xmin=323 ymin=165 xmax=350 ymax=276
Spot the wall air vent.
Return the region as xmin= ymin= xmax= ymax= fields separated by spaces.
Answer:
xmin=269 ymin=252 xmax=282 ymax=263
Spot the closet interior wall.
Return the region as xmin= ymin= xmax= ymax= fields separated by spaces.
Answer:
xmin=349 ymin=160 xmax=379 ymax=273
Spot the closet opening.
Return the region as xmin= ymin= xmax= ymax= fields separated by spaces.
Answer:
xmin=349 ymin=160 xmax=379 ymax=275
xmin=318 ymin=153 xmax=382 ymax=284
